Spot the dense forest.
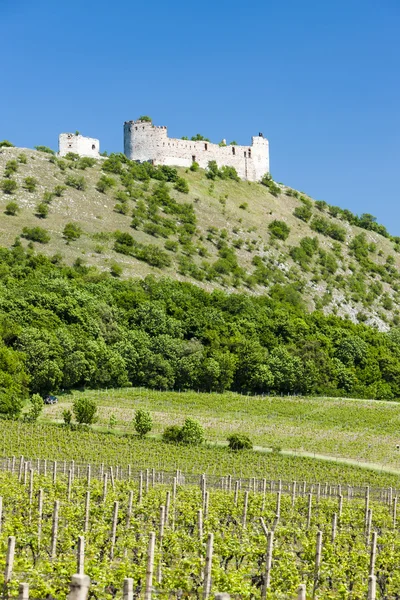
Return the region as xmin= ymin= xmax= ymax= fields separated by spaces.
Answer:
xmin=1 ymin=243 xmax=400 ymax=414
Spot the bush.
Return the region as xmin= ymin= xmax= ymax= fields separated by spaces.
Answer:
xmin=174 ymin=177 xmax=189 ymax=194
xmin=162 ymin=425 xmax=183 ymax=444
xmin=62 ymin=409 xmax=73 ymax=426
xmin=34 ymin=146 xmax=55 ymax=155
xmin=293 ymin=205 xmax=312 ymax=222
xmin=261 ymin=173 xmax=281 ymax=196
xmin=96 ymin=175 xmax=116 ymax=192
xmin=110 ymin=262 xmax=123 ymax=277
xmin=35 ymin=203 xmax=49 ymax=218
xmin=5 ymin=201 xmax=19 ymax=215
xmin=134 ymin=409 xmax=153 ymax=437
xmin=22 ymin=226 xmax=50 ymax=243
xmin=65 ymin=174 xmax=86 ymax=190
xmin=0 ymin=140 xmax=14 ymax=148
xmin=18 ymin=153 xmax=27 ymax=164
xmin=63 ymin=222 xmax=82 ymax=241
xmin=227 ymin=433 xmax=253 ymax=451
xmin=138 ymin=115 xmax=152 ymax=122
xmin=180 ymin=418 xmax=204 ymax=445
xmin=73 ymin=397 xmax=98 ymax=425
xmin=23 ymin=177 xmax=38 ymax=192
xmin=0 ymin=392 xmax=22 ymax=419
xmin=190 ymin=161 xmax=199 ymax=172
xmin=268 ymin=220 xmax=290 ymax=240
xmin=25 ymin=393 xmax=44 ymax=422
xmin=77 ymin=157 xmax=96 ymax=170
xmin=43 ymin=191 xmax=55 ymax=204
xmin=54 ymin=185 xmax=67 ymax=197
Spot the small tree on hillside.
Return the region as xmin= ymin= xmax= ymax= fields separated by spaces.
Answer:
xmin=73 ymin=397 xmax=98 ymax=425
xmin=134 ymin=409 xmax=153 ymax=437
xmin=25 ymin=393 xmax=44 ymax=422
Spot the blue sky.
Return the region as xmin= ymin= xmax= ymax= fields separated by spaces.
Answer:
xmin=1 ymin=0 xmax=399 ymax=232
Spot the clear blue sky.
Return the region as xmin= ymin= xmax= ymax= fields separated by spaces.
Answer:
xmin=2 ymin=0 xmax=399 ymax=232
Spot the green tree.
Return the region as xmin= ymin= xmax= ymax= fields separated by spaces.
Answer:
xmin=54 ymin=185 xmax=67 ymax=197
xmin=35 ymin=203 xmax=49 ymax=218
xmin=138 ymin=115 xmax=152 ymax=122
xmin=65 ymin=174 xmax=86 ymax=190
xmin=62 ymin=409 xmax=73 ymax=426
xmin=25 ymin=393 xmax=44 ymax=422
xmin=0 ymin=140 xmax=14 ymax=147
xmin=21 ymin=227 xmax=50 ymax=243
xmin=24 ymin=177 xmax=38 ymax=192
xmin=227 ymin=433 xmax=253 ymax=451
xmin=63 ymin=222 xmax=82 ymax=242
xmin=180 ymin=418 xmax=204 ymax=445
xmin=133 ymin=409 xmax=153 ymax=437
xmin=268 ymin=220 xmax=290 ymax=240
xmin=1 ymin=179 xmax=17 ymax=194
xmin=73 ymin=397 xmax=98 ymax=425
xmin=5 ymin=201 xmax=19 ymax=215
xmin=174 ymin=177 xmax=189 ymax=193
xmin=34 ymin=146 xmax=55 ymax=155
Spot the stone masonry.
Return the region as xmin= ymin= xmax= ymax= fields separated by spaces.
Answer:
xmin=123 ymin=120 xmax=269 ymax=181
xmin=59 ymin=133 xmax=100 ymax=158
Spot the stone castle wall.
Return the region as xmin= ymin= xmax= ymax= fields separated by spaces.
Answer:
xmin=123 ymin=121 xmax=269 ymax=181
xmin=59 ymin=133 xmax=100 ymax=158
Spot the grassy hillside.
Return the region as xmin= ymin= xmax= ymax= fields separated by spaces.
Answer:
xmin=1 ymin=145 xmax=400 ymax=330
xmin=42 ymin=387 xmax=400 ymax=469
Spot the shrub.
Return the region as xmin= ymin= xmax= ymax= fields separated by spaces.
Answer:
xmin=0 ymin=392 xmax=22 ymax=419
xmin=138 ymin=115 xmax=152 ymax=122
xmin=261 ymin=173 xmax=281 ymax=196
xmin=77 ymin=157 xmax=96 ymax=169
xmin=134 ymin=409 xmax=153 ymax=437
xmin=227 ymin=433 xmax=253 ymax=451
xmin=43 ymin=191 xmax=55 ymax=203
xmin=5 ymin=160 xmax=18 ymax=176
xmin=63 ymin=222 xmax=82 ymax=241
xmin=54 ymin=185 xmax=67 ymax=197
xmin=64 ymin=152 xmax=80 ymax=161
xmin=165 ymin=240 xmax=178 ymax=252
xmin=25 ymin=393 xmax=44 ymax=422
xmin=191 ymin=134 xmax=210 ymax=141
xmin=0 ymin=140 xmax=14 ymax=148
xmin=65 ymin=174 xmax=86 ymax=190
xmin=18 ymin=153 xmax=27 ymax=164
xmin=5 ymin=201 xmax=19 ymax=215
xmin=174 ymin=177 xmax=189 ymax=193
xmin=190 ymin=161 xmax=199 ymax=172
xmin=62 ymin=409 xmax=72 ymax=426
xmin=96 ymin=175 xmax=116 ymax=192
xmin=35 ymin=203 xmax=49 ymax=218
xmin=73 ymin=397 xmax=98 ymax=425
xmin=110 ymin=262 xmax=123 ymax=277
xmin=268 ymin=220 xmax=290 ymax=240
xmin=34 ymin=146 xmax=55 ymax=155
xmin=180 ymin=418 xmax=204 ymax=445
xmin=22 ymin=226 xmax=50 ymax=243
xmin=239 ymin=202 xmax=248 ymax=210
xmin=162 ymin=425 xmax=183 ymax=444
xmin=293 ymin=204 xmax=312 ymax=222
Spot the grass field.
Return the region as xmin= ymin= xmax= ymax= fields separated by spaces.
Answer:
xmin=41 ymin=387 xmax=400 ymax=471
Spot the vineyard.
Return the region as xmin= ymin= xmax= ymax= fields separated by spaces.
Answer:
xmin=0 ymin=457 xmax=398 ymax=598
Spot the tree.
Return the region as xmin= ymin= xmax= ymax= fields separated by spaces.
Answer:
xmin=34 ymin=146 xmax=55 ymax=155
xmin=180 ymin=418 xmax=204 ymax=445
xmin=0 ymin=392 xmax=23 ymax=419
xmin=174 ymin=177 xmax=189 ymax=194
xmin=0 ymin=140 xmax=14 ymax=147
xmin=73 ymin=397 xmax=98 ymax=425
xmin=268 ymin=220 xmax=290 ymax=240
xmin=25 ymin=393 xmax=44 ymax=422
xmin=62 ymin=409 xmax=72 ymax=426
xmin=134 ymin=409 xmax=153 ymax=437
xmin=227 ymin=433 xmax=253 ymax=451
xmin=138 ymin=115 xmax=152 ymax=122
xmin=35 ymin=203 xmax=49 ymax=218
xmin=65 ymin=174 xmax=86 ymax=190
xmin=24 ymin=177 xmax=38 ymax=192
xmin=22 ymin=227 xmax=50 ymax=243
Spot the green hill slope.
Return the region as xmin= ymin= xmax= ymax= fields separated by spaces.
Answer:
xmin=1 ymin=145 xmax=399 ymax=330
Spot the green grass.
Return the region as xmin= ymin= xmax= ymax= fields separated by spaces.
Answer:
xmin=41 ymin=387 xmax=400 ymax=470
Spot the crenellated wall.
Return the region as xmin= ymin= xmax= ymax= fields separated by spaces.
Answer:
xmin=123 ymin=121 xmax=269 ymax=181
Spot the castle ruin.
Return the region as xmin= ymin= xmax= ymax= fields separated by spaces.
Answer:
xmin=59 ymin=133 xmax=100 ymax=158
xmin=123 ymin=120 xmax=269 ymax=182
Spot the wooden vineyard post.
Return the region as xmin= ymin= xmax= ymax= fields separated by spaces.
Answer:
xmin=366 ymin=509 xmax=373 ymax=546
xmin=364 ymin=487 xmax=370 ymax=531
xmin=77 ymin=536 xmax=85 ymax=575
xmin=67 ymin=574 xmax=91 ymax=600
xmin=292 ymin=481 xmax=297 ymax=507
xmin=102 ymin=473 xmax=108 ymax=503
xmin=123 ymin=578 xmax=133 ymax=600
xmin=138 ymin=472 xmax=143 ymax=505
xmin=84 ymin=491 xmax=90 ymax=533
xmin=18 ymin=456 xmax=24 ymax=482
xmin=198 ymin=508 xmax=203 ymax=540
xmin=165 ymin=491 xmax=170 ymax=526
xmin=261 ymin=530 xmax=274 ymax=599
xmin=393 ymin=497 xmax=397 ymax=529
xmin=297 ymin=584 xmax=306 ymax=600
xmin=204 ymin=491 xmax=210 ymax=521
xmin=4 ymin=535 xmax=15 ymax=583
xmin=261 ymin=478 xmax=266 ymax=512
xmin=276 ymin=491 xmax=281 ymax=518
xmin=145 ymin=469 xmax=149 ymax=494
xmin=331 ymin=513 xmax=337 ymax=543
xmin=38 ymin=489 xmax=43 ymax=551
xmin=86 ymin=465 xmax=91 ymax=489
xmin=145 ymin=532 xmax=156 ymax=600
xmin=51 ymin=500 xmax=60 ymax=559
xmin=316 ymin=483 xmax=320 ymax=504
xmin=369 ymin=531 xmax=377 ymax=577
xmin=203 ymin=533 xmax=214 ymax=599
xmin=367 ymin=575 xmax=377 ymax=600
xmin=110 ymin=501 xmax=119 ymax=559
xmin=53 ymin=460 xmax=57 ymax=485
xmin=67 ymin=469 xmax=72 ymax=502
xmin=0 ymin=497 xmax=3 ymax=534
xmin=18 ymin=583 xmax=29 ymax=600
xmin=234 ymin=481 xmax=239 ymax=506
xmin=157 ymin=505 xmax=165 ymax=584
xmin=110 ymin=467 xmax=115 ymax=490
xmin=312 ymin=530 xmax=323 ymax=599
xmin=242 ymin=491 xmax=249 ymax=528
xmin=306 ymin=493 xmax=312 ymax=529
xmin=125 ymin=490 xmax=133 ymax=528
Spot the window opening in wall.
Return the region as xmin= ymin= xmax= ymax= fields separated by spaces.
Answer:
xmin=192 ymin=155 xmax=196 ymax=162
xmin=92 ymin=144 xmax=95 ymax=150
xmin=204 ymin=143 xmax=208 ymax=150
xmin=248 ymin=149 xmax=251 ymax=158
xmin=143 ymin=127 xmax=145 ymax=130
xmin=135 ymin=127 xmax=138 ymax=130
xmin=68 ymin=144 xmax=72 ymax=148
xmin=232 ymin=147 xmax=235 ymax=155
xmin=244 ymin=151 xmax=247 ymax=158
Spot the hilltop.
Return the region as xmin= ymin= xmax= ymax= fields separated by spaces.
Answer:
xmin=1 ymin=144 xmax=399 ymax=331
